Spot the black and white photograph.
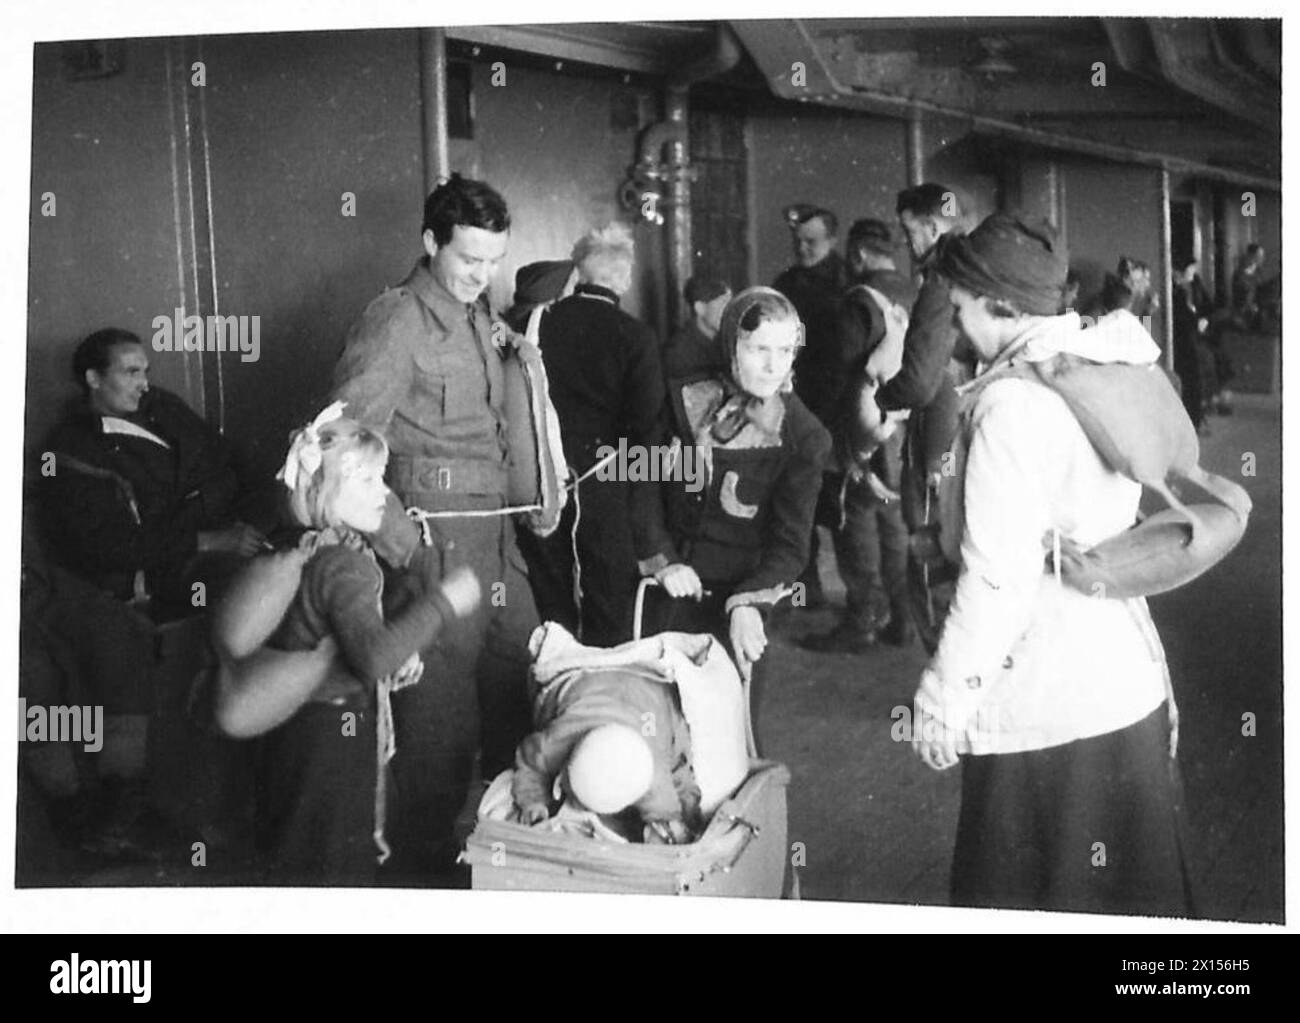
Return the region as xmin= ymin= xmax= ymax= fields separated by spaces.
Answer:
xmin=4 ymin=1 xmax=1288 ymax=936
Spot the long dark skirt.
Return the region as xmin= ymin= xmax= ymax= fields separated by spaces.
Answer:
xmin=255 ymin=699 xmax=378 ymax=887
xmin=951 ymin=704 xmax=1196 ymax=918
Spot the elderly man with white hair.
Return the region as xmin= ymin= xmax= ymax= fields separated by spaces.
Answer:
xmin=532 ymin=222 xmax=665 ymax=646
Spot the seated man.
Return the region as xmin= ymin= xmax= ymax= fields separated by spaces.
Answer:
xmin=18 ymin=521 xmax=161 ymax=871
xmin=802 ymin=218 xmax=917 ymax=653
xmin=39 ymin=328 xmax=266 ymax=621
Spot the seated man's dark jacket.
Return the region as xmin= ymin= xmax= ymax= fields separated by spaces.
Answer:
xmin=773 ymin=250 xmax=851 ymax=426
xmin=875 ymin=240 xmax=960 ymax=414
xmin=538 ymin=283 xmax=665 ymax=471
xmin=40 ymin=387 xmax=240 ymax=600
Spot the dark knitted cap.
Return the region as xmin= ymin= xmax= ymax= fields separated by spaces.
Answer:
xmin=938 ymin=212 xmax=1068 ymax=316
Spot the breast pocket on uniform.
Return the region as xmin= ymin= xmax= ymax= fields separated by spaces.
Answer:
xmin=409 ymin=357 xmax=448 ymax=430
xmin=415 ymin=347 xmax=487 ymax=426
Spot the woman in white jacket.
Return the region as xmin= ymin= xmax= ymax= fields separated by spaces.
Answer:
xmin=912 ymin=213 xmax=1193 ymax=917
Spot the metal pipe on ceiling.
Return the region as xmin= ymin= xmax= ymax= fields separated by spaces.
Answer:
xmin=638 ymin=22 xmax=744 ymax=326
xmin=419 ymin=28 xmax=450 ymax=194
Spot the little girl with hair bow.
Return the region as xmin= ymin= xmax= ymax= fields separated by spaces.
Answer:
xmin=256 ymin=402 xmax=480 ymax=884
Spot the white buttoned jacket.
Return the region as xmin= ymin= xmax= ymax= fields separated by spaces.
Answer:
xmin=914 ymin=312 xmax=1171 ymax=756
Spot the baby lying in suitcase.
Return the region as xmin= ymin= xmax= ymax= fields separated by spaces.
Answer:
xmin=512 ymin=668 xmax=704 ymax=844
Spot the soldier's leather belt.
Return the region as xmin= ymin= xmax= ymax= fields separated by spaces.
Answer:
xmin=388 ymin=455 xmax=507 ymax=498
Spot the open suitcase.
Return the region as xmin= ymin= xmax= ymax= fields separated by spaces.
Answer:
xmin=460 ymin=580 xmax=792 ymax=898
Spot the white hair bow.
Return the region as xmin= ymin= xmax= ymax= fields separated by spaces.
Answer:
xmin=277 ymin=400 xmax=347 ymax=492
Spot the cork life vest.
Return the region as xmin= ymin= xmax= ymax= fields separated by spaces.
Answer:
xmin=907 ymin=320 xmax=1252 ymax=654
xmin=500 ymin=305 xmax=570 ymax=538
xmin=845 ymin=282 xmax=911 ymax=386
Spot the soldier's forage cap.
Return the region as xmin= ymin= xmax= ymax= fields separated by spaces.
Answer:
xmin=512 ymin=260 xmax=574 ymax=308
xmin=939 ymin=212 xmax=1068 ymax=316
xmin=784 ymin=203 xmax=836 ymax=233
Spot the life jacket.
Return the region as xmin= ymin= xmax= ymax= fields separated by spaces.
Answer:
xmin=836 ymin=282 xmax=911 ymax=491
xmin=500 ymin=305 xmax=570 ymax=538
xmin=907 ymin=310 xmax=1252 ymax=654
xmin=845 ymin=282 xmax=911 ymax=386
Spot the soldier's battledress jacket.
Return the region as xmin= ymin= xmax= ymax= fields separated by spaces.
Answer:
xmin=331 ymin=256 xmax=512 ymax=510
xmin=634 ymin=374 xmax=831 ymax=612
xmin=330 ymin=255 xmax=542 ymax=868
xmin=772 ymin=250 xmax=851 ymax=426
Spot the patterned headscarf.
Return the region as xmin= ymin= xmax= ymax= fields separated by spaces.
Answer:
xmin=700 ymin=286 xmax=802 ymax=444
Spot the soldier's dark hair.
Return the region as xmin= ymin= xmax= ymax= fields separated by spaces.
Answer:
xmin=684 ymin=273 xmax=730 ymax=306
xmin=789 ymin=205 xmax=837 ymax=236
xmin=73 ymin=328 xmax=143 ymax=393
xmin=422 ymin=173 xmax=511 ymax=245
xmin=846 ymin=217 xmax=896 ymax=258
xmin=896 ymin=182 xmax=958 ymax=221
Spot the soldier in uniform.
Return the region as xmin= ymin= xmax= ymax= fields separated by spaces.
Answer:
xmin=801 ymin=219 xmax=918 ymax=653
xmin=662 ymin=273 xmax=732 ymax=381
xmin=331 ymin=174 xmax=539 ymax=880
xmin=772 ymin=204 xmax=850 ymax=607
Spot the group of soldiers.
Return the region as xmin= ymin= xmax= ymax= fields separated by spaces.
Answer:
xmin=768 ymin=186 xmax=966 ymax=655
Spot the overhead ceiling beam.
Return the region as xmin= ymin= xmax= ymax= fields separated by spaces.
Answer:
xmin=1109 ymin=18 xmax=1280 ymax=132
xmin=446 ymin=23 xmax=677 ymax=75
xmin=729 ymin=19 xmax=1280 ymax=191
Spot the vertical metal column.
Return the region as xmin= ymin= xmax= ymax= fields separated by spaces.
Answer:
xmin=1054 ymin=161 xmax=1068 ymax=250
xmin=664 ymin=83 xmax=692 ymax=329
xmin=165 ymin=38 xmax=222 ymax=428
xmin=419 ymin=28 xmax=450 ymax=193
xmin=1160 ymin=165 xmax=1175 ymax=372
xmin=163 ymin=40 xmax=206 ymax=418
xmin=906 ymin=111 xmax=924 ymax=187
xmin=1198 ymin=179 xmax=1217 ymax=301
xmin=1044 ymin=160 xmax=1060 ymax=228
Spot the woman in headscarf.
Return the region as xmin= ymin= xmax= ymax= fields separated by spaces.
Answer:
xmin=633 ymin=287 xmax=831 ymax=745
